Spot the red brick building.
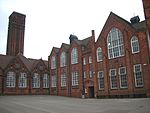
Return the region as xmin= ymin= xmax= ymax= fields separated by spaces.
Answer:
xmin=49 ymin=0 xmax=150 ymax=98
xmin=0 ymin=12 xmax=50 ymax=95
xmin=0 ymin=0 xmax=150 ymax=98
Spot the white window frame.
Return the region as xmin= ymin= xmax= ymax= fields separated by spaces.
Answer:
xmin=6 ymin=71 xmax=16 ymax=88
xmin=98 ymin=71 xmax=104 ymax=90
xmin=61 ymin=73 xmax=67 ymax=87
xmin=89 ymin=56 xmax=92 ymax=64
xmin=84 ymin=71 xmax=86 ymax=79
xmin=83 ymin=57 xmax=86 ymax=65
xmin=32 ymin=73 xmax=40 ymax=88
xmin=134 ymin=64 xmax=143 ymax=87
xmin=71 ymin=48 xmax=78 ymax=64
xmin=72 ymin=72 xmax=79 ymax=86
xmin=51 ymin=75 xmax=56 ymax=87
xmin=89 ymin=70 xmax=93 ymax=78
xmin=109 ymin=69 xmax=117 ymax=89
xmin=119 ymin=67 xmax=127 ymax=88
xmin=51 ymin=56 xmax=56 ymax=69
xmin=131 ymin=36 xmax=140 ymax=54
xmin=60 ymin=52 xmax=66 ymax=67
xmin=107 ymin=28 xmax=124 ymax=59
xmin=19 ymin=72 xmax=27 ymax=88
xmin=43 ymin=74 xmax=49 ymax=88
xmin=97 ymin=47 xmax=103 ymax=62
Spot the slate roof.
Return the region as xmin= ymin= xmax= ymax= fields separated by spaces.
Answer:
xmin=0 ymin=54 xmax=48 ymax=71
xmin=0 ymin=54 xmax=14 ymax=69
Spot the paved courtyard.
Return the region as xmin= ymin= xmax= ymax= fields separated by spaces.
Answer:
xmin=0 ymin=95 xmax=150 ymax=113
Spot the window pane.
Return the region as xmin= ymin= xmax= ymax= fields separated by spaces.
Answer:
xmin=134 ymin=64 xmax=143 ymax=87
xmin=131 ymin=36 xmax=140 ymax=53
xmin=19 ymin=72 xmax=27 ymax=88
xmin=107 ymin=28 xmax=124 ymax=59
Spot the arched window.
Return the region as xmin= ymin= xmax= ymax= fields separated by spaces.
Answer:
xmin=51 ymin=56 xmax=56 ymax=69
xmin=19 ymin=72 xmax=27 ymax=88
xmin=6 ymin=71 xmax=16 ymax=87
xmin=32 ymin=73 xmax=40 ymax=88
xmin=71 ymin=48 xmax=78 ymax=64
xmin=107 ymin=28 xmax=124 ymax=59
xmin=43 ymin=74 xmax=49 ymax=88
xmin=97 ymin=47 xmax=102 ymax=62
xmin=60 ymin=52 xmax=66 ymax=67
xmin=131 ymin=36 xmax=140 ymax=53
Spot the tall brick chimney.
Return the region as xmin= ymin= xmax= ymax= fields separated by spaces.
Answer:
xmin=6 ymin=11 xmax=26 ymax=56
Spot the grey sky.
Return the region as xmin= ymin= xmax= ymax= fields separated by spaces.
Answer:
xmin=0 ymin=0 xmax=145 ymax=60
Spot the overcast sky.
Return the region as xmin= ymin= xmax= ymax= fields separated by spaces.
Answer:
xmin=0 ymin=0 xmax=145 ymax=60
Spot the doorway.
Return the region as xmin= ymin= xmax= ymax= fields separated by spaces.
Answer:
xmin=88 ymin=86 xmax=94 ymax=98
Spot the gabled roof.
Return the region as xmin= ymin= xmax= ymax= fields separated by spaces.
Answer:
xmin=61 ymin=43 xmax=70 ymax=49
xmin=17 ymin=54 xmax=32 ymax=71
xmin=132 ymin=20 xmax=146 ymax=31
xmin=53 ymin=47 xmax=59 ymax=53
xmin=0 ymin=54 xmax=48 ymax=72
xmin=97 ymin=12 xmax=146 ymax=42
xmin=72 ymin=36 xmax=92 ymax=47
xmin=0 ymin=54 xmax=14 ymax=69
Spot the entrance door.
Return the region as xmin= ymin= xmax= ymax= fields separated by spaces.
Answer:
xmin=88 ymin=86 xmax=94 ymax=98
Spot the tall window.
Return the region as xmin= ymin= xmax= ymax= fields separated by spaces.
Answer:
xmin=107 ymin=28 xmax=124 ymax=59
xmin=131 ymin=36 xmax=140 ymax=53
xmin=32 ymin=73 xmax=40 ymax=88
xmin=72 ymin=72 xmax=79 ymax=86
xmin=110 ymin=69 xmax=117 ymax=89
xmin=61 ymin=73 xmax=67 ymax=87
xmin=51 ymin=56 xmax=56 ymax=69
xmin=6 ymin=71 xmax=16 ymax=87
xmin=19 ymin=72 xmax=27 ymax=88
xmin=89 ymin=56 xmax=92 ymax=64
xmin=83 ymin=57 xmax=86 ymax=65
xmin=98 ymin=71 xmax=104 ymax=90
xmin=119 ymin=67 xmax=127 ymax=88
xmin=89 ymin=70 xmax=93 ymax=78
xmin=97 ymin=47 xmax=103 ymax=62
xmin=71 ymin=48 xmax=78 ymax=64
xmin=60 ymin=52 xmax=66 ymax=67
xmin=51 ymin=75 xmax=56 ymax=87
xmin=134 ymin=64 xmax=143 ymax=87
xmin=43 ymin=74 xmax=49 ymax=88
xmin=84 ymin=71 xmax=86 ymax=79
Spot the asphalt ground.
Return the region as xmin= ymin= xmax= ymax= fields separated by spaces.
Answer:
xmin=0 ymin=95 xmax=150 ymax=113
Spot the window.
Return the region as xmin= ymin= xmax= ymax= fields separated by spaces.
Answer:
xmin=61 ymin=73 xmax=67 ymax=87
xmin=60 ymin=52 xmax=66 ymax=67
xmin=71 ymin=48 xmax=78 ymax=64
xmin=89 ymin=56 xmax=92 ymax=64
xmin=32 ymin=73 xmax=40 ymax=88
xmin=83 ymin=57 xmax=86 ymax=65
xmin=89 ymin=71 xmax=93 ymax=78
xmin=131 ymin=36 xmax=140 ymax=53
xmin=6 ymin=71 xmax=16 ymax=87
xmin=110 ymin=69 xmax=117 ymax=89
xmin=43 ymin=74 xmax=49 ymax=88
xmin=51 ymin=56 xmax=56 ymax=69
xmin=51 ymin=75 xmax=56 ymax=87
xmin=19 ymin=72 xmax=27 ymax=88
xmin=84 ymin=71 xmax=86 ymax=79
xmin=72 ymin=72 xmax=79 ymax=86
xmin=134 ymin=64 xmax=143 ymax=87
xmin=119 ymin=67 xmax=127 ymax=88
xmin=97 ymin=47 xmax=102 ymax=62
xmin=98 ymin=71 xmax=104 ymax=90
xmin=107 ymin=28 xmax=124 ymax=59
